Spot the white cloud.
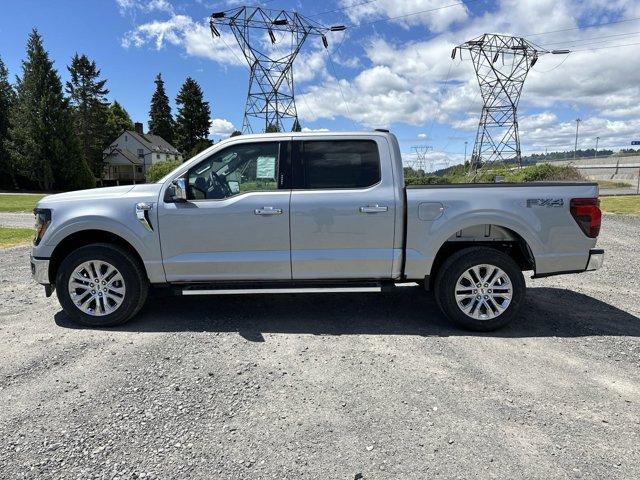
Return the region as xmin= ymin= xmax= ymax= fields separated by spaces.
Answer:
xmin=121 ymin=14 xmax=245 ymax=66
xmin=339 ymin=0 xmax=469 ymax=32
xmin=417 ymin=133 xmax=427 ymax=139
xmin=117 ymin=0 xmax=174 ymax=15
xmin=209 ymin=118 xmax=236 ymax=137
xmin=301 ymin=127 xmax=330 ymax=132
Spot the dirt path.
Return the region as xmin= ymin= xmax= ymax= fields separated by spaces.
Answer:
xmin=0 ymin=214 xmax=638 ymax=479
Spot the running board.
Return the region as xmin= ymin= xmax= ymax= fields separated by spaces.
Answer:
xmin=182 ymin=286 xmax=382 ymax=295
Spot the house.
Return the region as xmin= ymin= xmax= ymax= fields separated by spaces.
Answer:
xmin=103 ymin=122 xmax=182 ymax=184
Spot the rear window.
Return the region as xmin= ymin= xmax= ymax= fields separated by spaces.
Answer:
xmin=302 ymin=140 xmax=381 ymax=189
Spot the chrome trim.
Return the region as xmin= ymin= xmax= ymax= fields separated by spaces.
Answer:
xmin=182 ymin=286 xmax=381 ymax=295
xmin=254 ymin=206 xmax=283 ymax=216
xmin=135 ymin=202 xmax=153 ymax=231
xmin=359 ymin=205 xmax=389 ymax=213
xmin=586 ymin=249 xmax=604 ymax=271
xmin=31 ymin=256 xmax=50 ymax=284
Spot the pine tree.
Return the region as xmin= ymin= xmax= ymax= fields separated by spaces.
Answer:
xmin=66 ymin=53 xmax=109 ymax=178
xmin=265 ymin=123 xmax=280 ymax=133
xmin=105 ymin=101 xmax=134 ymax=143
xmin=6 ymin=29 xmax=93 ymax=190
xmin=148 ymin=73 xmax=174 ymax=143
xmin=230 ymin=130 xmax=242 ymax=137
xmin=174 ymin=77 xmax=211 ymax=157
xmin=0 ymin=56 xmax=16 ymax=189
xmin=291 ymin=118 xmax=301 ymax=132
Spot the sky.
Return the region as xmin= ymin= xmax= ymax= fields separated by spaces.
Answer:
xmin=2 ymin=0 xmax=640 ymax=170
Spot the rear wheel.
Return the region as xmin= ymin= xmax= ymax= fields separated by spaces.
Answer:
xmin=56 ymin=243 xmax=148 ymax=327
xmin=434 ymin=247 xmax=525 ymax=331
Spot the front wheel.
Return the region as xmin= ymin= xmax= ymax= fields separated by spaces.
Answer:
xmin=434 ymin=247 xmax=525 ymax=331
xmin=56 ymin=243 xmax=148 ymax=327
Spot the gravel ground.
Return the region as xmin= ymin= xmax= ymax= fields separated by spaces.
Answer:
xmin=0 ymin=214 xmax=638 ymax=479
xmin=0 ymin=212 xmax=34 ymax=229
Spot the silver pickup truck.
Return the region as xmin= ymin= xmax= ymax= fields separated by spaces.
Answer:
xmin=30 ymin=131 xmax=603 ymax=331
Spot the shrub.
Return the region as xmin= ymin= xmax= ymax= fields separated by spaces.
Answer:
xmin=404 ymin=175 xmax=451 ymax=185
xmin=146 ymin=159 xmax=182 ymax=182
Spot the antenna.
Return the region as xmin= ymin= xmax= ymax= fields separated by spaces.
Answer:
xmin=210 ymin=7 xmax=345 ymax=133
xmin=452 ymin=34 xmax=567 ymax=172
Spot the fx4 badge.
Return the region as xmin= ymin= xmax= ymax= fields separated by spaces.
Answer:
xmin=526 ymin=198 xmax=564 ymax=208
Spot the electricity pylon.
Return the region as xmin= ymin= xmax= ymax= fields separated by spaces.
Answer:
xmin=410 ymin=145 xmax=433 ymax=173
xmin=452 ymin=34 xmax=568 ymax=172
xmin=210 ymin=7 xmax=345 ymax=133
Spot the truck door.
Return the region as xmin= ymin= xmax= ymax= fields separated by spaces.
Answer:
xmin=289 ymin=138 xmax=397 ymax=279
xmin=157 ymin=141 xmax=292 ymax=282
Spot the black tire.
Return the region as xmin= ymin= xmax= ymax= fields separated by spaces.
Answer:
xmin=434 ymin=247 xmax=525 ymax=331
xmin=56 ymin=243 xmax=149 ymax=327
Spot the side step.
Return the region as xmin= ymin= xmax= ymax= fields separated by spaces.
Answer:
xmin=179 ymin=281 xmax=388 ymax=296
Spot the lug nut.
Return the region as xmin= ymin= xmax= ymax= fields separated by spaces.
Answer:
xmin=484 ymin=295 xmax=489 ymax=299
xmin=91 ymin=290 xmax=95 ymax=294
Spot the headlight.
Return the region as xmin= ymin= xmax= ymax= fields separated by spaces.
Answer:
xmin=33 ymin=208 xmax=51 ymax=246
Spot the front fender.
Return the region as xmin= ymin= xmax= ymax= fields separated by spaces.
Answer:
xmin=36 ymin=208 xmax=165 ymax=284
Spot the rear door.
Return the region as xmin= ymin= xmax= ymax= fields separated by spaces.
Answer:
xmin=157 ymin=140 xmax=292 ymax=282
xmin=289 ymin=138 xmax=397 ymax=279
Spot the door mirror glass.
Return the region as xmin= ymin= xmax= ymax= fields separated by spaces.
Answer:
xmin=168 ymin=177 xmax=187 ymax=202
xmin=228 ymin=180 xmax=240 ymax=193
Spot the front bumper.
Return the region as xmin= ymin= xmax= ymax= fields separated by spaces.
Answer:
xmin=30 ymin=255 xmax=50 ymax=284
xmin=585 ymin=248 xmax=604 ymax=271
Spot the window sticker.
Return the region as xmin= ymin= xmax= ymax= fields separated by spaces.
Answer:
xmin=256 ymin=156 xmax=276 ymax=179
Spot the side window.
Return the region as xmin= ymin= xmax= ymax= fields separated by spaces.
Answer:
xmin=302 ymin=140 xmax=380 ymax=189
xmin=186 ymin=142 xmax=280 ymax=200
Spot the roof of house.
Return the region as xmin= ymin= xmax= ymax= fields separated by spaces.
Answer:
xmin=127 ymin=130 xmax=181 ymax=154
xmin=103 ymin=146 xmax=143 ymax=165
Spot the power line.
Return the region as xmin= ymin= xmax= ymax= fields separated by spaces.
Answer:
xmin=571 ymin=40 xmax=640 ymax=52
xmin=525 ymin=15 xmax=640 ymax=37
xmin=357 ymin=0 xmax=482 ymax=27
xmin=541 ymin=30 xmax=640 ymax=48
xmin=310 ymin=0 xmax=380 ymax=18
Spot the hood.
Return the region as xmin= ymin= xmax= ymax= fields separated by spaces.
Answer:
xmin=37 ymin=184 xmax=162 ymax=207
xmin=38 ymin=185 xmax=135 ymax=204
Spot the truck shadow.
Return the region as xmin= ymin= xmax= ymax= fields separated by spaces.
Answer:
xmin=54 ymin=286 xmax=640 ymax=339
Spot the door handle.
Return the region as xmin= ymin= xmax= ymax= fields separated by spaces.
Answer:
xmin=254 ymin=207 xmax=283 ymax=216
xmin=359 ymin=205 xmax=388 ymax=213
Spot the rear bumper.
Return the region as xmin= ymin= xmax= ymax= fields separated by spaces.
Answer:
xmin=30 ymin=255 xmax=50 ymax=285
xmin=532 ymin=248 xmax=604 ymax=278
xmin=585 ymin=248 xmax=604 ymax=271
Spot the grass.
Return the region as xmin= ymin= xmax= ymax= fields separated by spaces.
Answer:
xmin=598 ymin=180 xmax=631 ymax=189
xmin=0 ymin=194 xmax=46 ymax=212
xmin=0 ymin=227 xmax=34 ymax=248
xmin=600 ymin=195 xmax=640 ymax=215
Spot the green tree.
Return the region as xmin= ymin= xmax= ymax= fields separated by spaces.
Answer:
xmin=66 ymin=53 xmax=109 ymax=178
xmin=105 ymin=100 xmax=134 ymax=143
xmin=6 ymin=29 xmax=93 ymax=190
xmin=0 ymin=56 xmax=16 ymax=189
xmin=148 ymin=73 xmax=174 ymax=144
xmin=230 ymin=130 xmax=242 ymax=137
xmin=291 ymin=118 xmax=301 ymax=132
xmin=174 ymin=77 xmax=211 ymax=156
xmin=146 ymin=159 xmax=181 ymax=182
xmin=265 ymin=123 xmax=280 ymax=133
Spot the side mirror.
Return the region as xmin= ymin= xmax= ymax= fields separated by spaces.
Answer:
xmin=168 ymin=177 xmax=187 ymax=202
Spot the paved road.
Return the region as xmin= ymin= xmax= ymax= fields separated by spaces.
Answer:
xmin=0 ymin=212 xmax=33 ymax=229
xmin=0 ymin=214 xmax=638 ymax=479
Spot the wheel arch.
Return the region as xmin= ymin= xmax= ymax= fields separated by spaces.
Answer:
xmin=425 ymin=223 xmax=535 ymax=290
xmin=49 ymin=230 xmax=147 ymax=284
